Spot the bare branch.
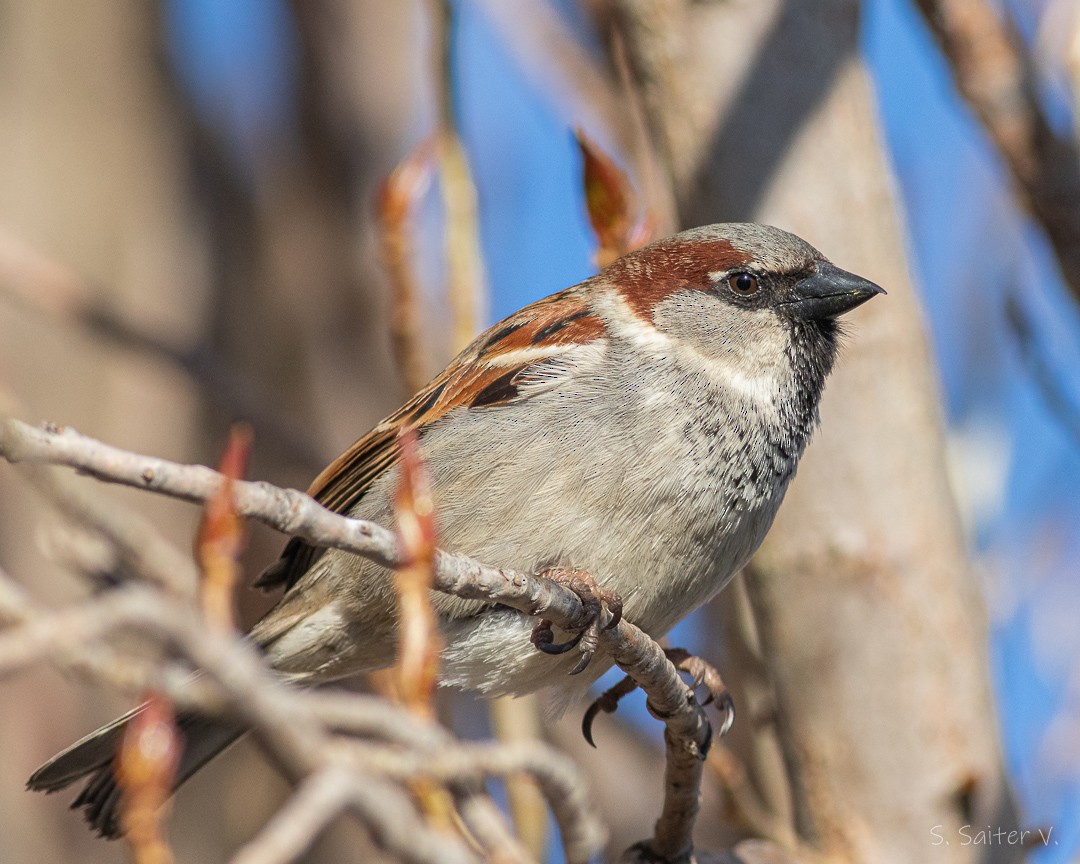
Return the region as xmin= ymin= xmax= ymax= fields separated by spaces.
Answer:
xmin=21 ymin=464 xmax=199 ymax=596
xmin=229 ymin=768 xmax=361 ymax=864
xmin=230 ymin=767 xmax=480 ymax=864
xmin=0 ymin=576 xmax=492 ymax=864
xmin=1005 ymin=293 xmax=1080 ymax=448
xmin=0 ymin=417 xmax=592 ymax=631
xmin=913 ymin=0 xmax=1080 ymax=302
xmin=1 ymin=416 xmax=715 ymax=860
xmin=0 ymin=230 xmax=324 ymax=470
xmin=430 ymin=0 xmax=487 ymax=354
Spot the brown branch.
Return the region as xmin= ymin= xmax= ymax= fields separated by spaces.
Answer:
xmin=117 ymin=692 xmax=180 ymax=864
xmin=378 ymin=138 xmax=439 ymax=395
xmin=196 ymin=425 xmax=252 ymax=630
xmin=391 ymin=430 xmax=442 ymax=717
xmin=913 ymin=0 xmax=1080 ymax=302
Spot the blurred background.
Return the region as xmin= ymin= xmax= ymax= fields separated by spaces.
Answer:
xmin=1 ymin=1 xmax=1078 ymax=862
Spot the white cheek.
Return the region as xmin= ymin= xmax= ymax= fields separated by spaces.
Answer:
xmin=709 ymin=326 xmax=789 ymax=404
xmin=601 ymin=290 xmax=787 ymax=411
xmin=709 ymin=360 xmax=781 ymax=405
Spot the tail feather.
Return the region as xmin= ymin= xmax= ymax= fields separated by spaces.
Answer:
xmin=28 ymin=705 xmax=141 ymax=793
xmin=28 ymin=710 xmax=244 ymax=839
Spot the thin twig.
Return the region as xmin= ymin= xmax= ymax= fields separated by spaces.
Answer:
xmin=601 ymin=623 xmax=711 ymax=861
xmin=453 ymin=790 xmax=533 ymax=864
xmin=0 ymin=418 xmax=592 ymax=632
xmin=706 ymin=746 xmax=801 ymax=853
xmin=1005 ymin=293 xmax=1080 ymax=448
xmin=231 ymin=767 xmax=477 ymax=864
xmin=22 ymin=464 xmax=199 ymax=596
xmin=0 ymin=230 xmax=324 ymax=470
xmin=392 ymin=431 xmax=442 ymax=717
xmin=430 ymin=0 xmax=486 ymax=354
xmin=229 ymin=768 xmax=360 ymax=864
xmin=378 ymin=138 xmax=438 ymax=395
xmin=1 ymin=578 xmax=485 ymax=864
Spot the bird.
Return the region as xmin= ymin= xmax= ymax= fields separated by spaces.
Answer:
xmin=28 ymin=222 xmax=883 ymax=837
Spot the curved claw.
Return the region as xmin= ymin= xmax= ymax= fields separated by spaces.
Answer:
xmin=699 ymin=716 xmax=714 ymax=759
xmin=581 ymin=700 xmax=603 ymax=747
xmin=571 ymin=617 xmax=605 ymax=675
xmin=581 ymin=674 xmax=639 ymax=747
xmin=716 ymin=690 xmax=736 ymax=737
xmin=569 ymin=648 xmax=594 ymax=675
xmin=603 ymin=594 xmax=623 ymax=630
xmin=531 ymin=620 xmax=584 ymax=655
xmin=530 ymin=568 xmax=624 ymax=675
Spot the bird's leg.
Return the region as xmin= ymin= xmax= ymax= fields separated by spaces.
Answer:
xmin=580 ymin=648 xmax=736 ymax=747
xmin=529 ymin=568 xmax=623 ymax=675
xmin=649 ymin=647 xmax=736 ymax=738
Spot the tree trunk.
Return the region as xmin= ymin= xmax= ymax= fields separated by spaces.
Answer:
xmin=603 ymin=1 xmax=1017 ymax=860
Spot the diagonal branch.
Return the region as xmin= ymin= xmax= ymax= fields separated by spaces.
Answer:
xmin=1 ymin=416 xmax=716 ymax=861
xmin=0 ymin=230 xmax=324 ymax=471
xmin=913 ymin=0 xmax=1080 ymax=303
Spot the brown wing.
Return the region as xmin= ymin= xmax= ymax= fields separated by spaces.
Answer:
xmin=255 ymin=285 xmax=605 ymax=592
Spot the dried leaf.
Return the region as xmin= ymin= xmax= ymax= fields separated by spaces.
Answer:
xmin=576 ymin=129 xmax=652 ymax=266
xmin=196 ymin=424 xmax=252 ymax=629
xmin=117 ymin=692 xmax=179 ymax=864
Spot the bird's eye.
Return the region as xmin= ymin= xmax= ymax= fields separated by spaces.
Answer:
xmin=727 ymin=272 xmax=759 ymax=295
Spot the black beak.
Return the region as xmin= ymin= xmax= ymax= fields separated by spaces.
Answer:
xmin=784 ymin=261 xmax=885 ymax=321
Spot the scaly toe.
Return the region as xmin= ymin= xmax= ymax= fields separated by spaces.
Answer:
xmin=581 ymin=674 xmax=638 ymax=747
xmin=533 ymin=568 xmax=623 ymax=675
xmin=664 ymin=647 xmax=736 ymax=735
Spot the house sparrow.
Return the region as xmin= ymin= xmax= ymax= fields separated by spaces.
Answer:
xmin=29 ymin=223 xmax=883 ymax=836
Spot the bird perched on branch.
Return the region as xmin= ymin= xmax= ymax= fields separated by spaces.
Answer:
xmin=29 ymin=223 xmax=883 ymax=837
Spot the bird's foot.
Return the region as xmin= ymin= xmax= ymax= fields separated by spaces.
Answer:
xmin=649 ymin=648 xmax=735 ymax=738
xmin=529 ymin=568 xmax=623 ymax=676
xmin=581 ymin=647 xmax=735 ymax=748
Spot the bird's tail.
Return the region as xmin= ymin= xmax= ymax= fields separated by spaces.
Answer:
xmin=27 ymin=706 xmax=243 ymax=839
